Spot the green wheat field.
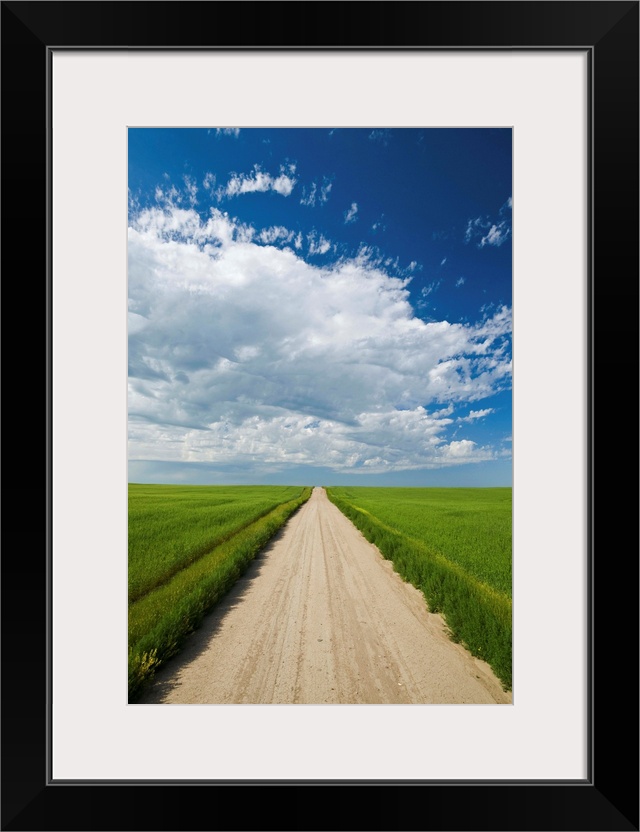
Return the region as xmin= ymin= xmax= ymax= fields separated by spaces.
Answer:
xmin=326 ymin=487 xmax=512 ymax=689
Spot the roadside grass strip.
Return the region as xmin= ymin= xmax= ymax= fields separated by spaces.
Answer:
xmin=129 ymin=485 xmax=305 ymax=603
xmin=326 ymin=488 xmax=512 ymax=690
xmin=128 ymin=487 xmax=311 ymax=700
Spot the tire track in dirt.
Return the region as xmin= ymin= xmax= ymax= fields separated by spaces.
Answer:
xmin=140 ymin=487 xmax=511 ymax=704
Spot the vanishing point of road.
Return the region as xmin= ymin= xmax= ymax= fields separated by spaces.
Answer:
xmin=140 ymin=487 xmax=511 ymax=705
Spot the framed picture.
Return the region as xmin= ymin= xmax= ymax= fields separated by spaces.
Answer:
xmin=3 ymin=2 xmax=637 ymax=830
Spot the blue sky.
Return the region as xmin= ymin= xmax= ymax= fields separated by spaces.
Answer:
xmin=128 ymin=128 xmax=512 ymax=486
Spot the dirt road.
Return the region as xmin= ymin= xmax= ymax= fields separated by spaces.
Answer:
xmin=140 ymin=487 xmax=511 ymax=704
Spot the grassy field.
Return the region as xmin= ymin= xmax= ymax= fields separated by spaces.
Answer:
xmin=128 ymin=484 xmax=311 ymax=700
xmin=326 ymin=486 xmax=512 ymax=689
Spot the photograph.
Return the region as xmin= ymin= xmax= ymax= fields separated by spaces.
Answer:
xmin=127 ymin=127 xmax=513 ymax=705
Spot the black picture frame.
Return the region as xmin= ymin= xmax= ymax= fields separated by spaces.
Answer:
xmin=2 ymin=2 xmax=638 ymax=830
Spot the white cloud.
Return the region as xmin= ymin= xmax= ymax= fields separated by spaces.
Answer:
xmin=128 ymin=187 xmax=141 ymax=217
xmin=480 ymin=223 xmax=510 ymax=248
xmin=440 ymin=258 xmax=447 ymax=266
xmin=307 ymin=230 xmax=332 ymax=256
xmin=154 ymin=183 xmax=182 ymax=207
xmin=465 ymin=217 xmax=485 ymax=243
xmin=371 ymin=215 xmax=386 ymax=233
xmin=444 ymin=439 xmax=480 ymax=459
xmin=417 ymin=280 xmax=441 ymax=309
xmin=421 ymin=281 xmax=441 ymax=298
xmin=258 ymin=226 xmax=295 ymax=245
xmin=458 ymin=408 xmax=495 ymax=422
xmin=320 ymin=179 xmax=332 ymax=204
xmin=128 ymin=203 xmax=511 ymax=474
xmin=217 ymin=163 xmax=297 ymax=201
xmin=300 ymin=182 xmax=317 ymax=206
xmin=202 ymin=172 xmax=216 ymax=191
xmin=344 ymin=202 xmax=358 ymax=224
xmin=456 ymin=277 xmax=466 ymax=287
xmin=183 ymin=175 xmax=198 ymax=206
xmin=500 ymin=196 xmax=513 ymax=214
xmin=215 ymin=127 xmax=240 ymax=138
xmin=465 ymin=197 xmax=512 ymax=248
xmin=301 ymin=176 xmax=332 ymax=207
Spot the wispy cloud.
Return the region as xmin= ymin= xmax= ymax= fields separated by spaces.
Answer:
xmin=300 ymin=182 xmax=317 ymax=207
xmin=214 ymin=127 xmax=240 ymax=138
xmin=456 ymin=277 xmax=466 ymax=287
xmin=440 ymin=257 xmax=447 ymax=266
xmin=465 ymin=197 xmax=512 ymax=248
xmin=217 ymin=163 xmax=297 ymax=200
xmin=458 ymin=408 xmax=495 ymax=422
xmin=307 ymin=230 xmax=332 ymax=256
xmin=153 ymin=183 xmax=184 ymax=207
xmin=480 ymin=224 xmax=509 ymax=247
xmin=183 ymin=175 xmax=198 ymax=207
xmin=258 ymin=226 xmax=295 ymax=245
xmin=417 ymin=280 xmax=441 ymax=309
xmin=371 ymin=215 xmax=386 ymax=233
xmin=369 ymin=129 xmax=391 ymax=146
xmin=421 ymin=280 xmax=441 ymax=299
xmin=344 ymin=202 xmax=358 ymax=224
xmin=300 ymin=176 xmax=333 ymax=207
xmin=202 ymin=172 xmax=216 ymax=191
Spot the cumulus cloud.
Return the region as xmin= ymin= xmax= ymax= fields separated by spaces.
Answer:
xmin=344 ymin=202 xmax=358 ymax=224
xmin=128 ymin=201 xmax=511 ymax=474
xmin=217 ymin=163 xmax=297 ymax=201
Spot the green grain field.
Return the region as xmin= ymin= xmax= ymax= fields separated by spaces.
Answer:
xmin=128 ymin=484 xmax=311 ymax=700
xmin=326 ymin=486 xmax=512 ymax=689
